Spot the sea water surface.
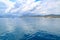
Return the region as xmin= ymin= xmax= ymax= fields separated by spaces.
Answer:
xmin=0 ymin=17 xmax=60 ymax=40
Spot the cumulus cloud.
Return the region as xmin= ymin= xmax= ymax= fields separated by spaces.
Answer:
xmin=0 ymin=0 xmax=15 ymax=13
xmin=0 ymin=0 xmax=60 ymax=15
xmin=30 ymin=0 xmax=60 ymax=15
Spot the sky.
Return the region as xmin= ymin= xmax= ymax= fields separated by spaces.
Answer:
xmin=0 ymin=0 xmax=60 ymax=15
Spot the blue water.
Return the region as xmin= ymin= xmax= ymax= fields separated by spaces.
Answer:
xmin=0 ymin=17 xmax=60 ymax=40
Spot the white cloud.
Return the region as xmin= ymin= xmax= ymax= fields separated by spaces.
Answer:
xmin=0 ymin=0 xmax=15 ymax=13
xmin=9 ymin=0 xmax=41 ymax=13
xmin=0 ymin=0 xmax=60 ymax=15
xmin=30 ymin=0 xmax=60 ymax=15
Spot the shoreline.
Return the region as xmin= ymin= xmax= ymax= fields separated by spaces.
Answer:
xmin=0 ymin=15 xmax=60 ymax=18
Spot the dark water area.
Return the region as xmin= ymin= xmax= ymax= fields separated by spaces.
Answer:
xmin=0 ymin=17 xmax=60 ymax=40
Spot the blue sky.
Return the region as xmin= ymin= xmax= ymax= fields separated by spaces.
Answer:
xmin=0 ymin=0 xmax=60 ymax=15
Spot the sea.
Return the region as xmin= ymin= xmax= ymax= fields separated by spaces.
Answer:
xmin=0 ymin=17 xmax=60 ymax=40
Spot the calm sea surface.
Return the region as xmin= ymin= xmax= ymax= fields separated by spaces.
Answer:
xmin=0 ymin=17 xmax=60 ymax=40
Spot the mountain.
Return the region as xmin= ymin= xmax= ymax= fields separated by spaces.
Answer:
xmin=0 ymin=13 xmax=60 ymax=18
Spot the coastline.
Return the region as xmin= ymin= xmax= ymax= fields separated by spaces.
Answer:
xmin=21 ymin=15 xmax=60 ymax=18
xmin=0 ymin=15 xmax=60 ymax=18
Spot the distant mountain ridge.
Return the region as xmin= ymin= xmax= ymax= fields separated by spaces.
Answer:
xmin=0 ymin=13 xmax=60 ymax=18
